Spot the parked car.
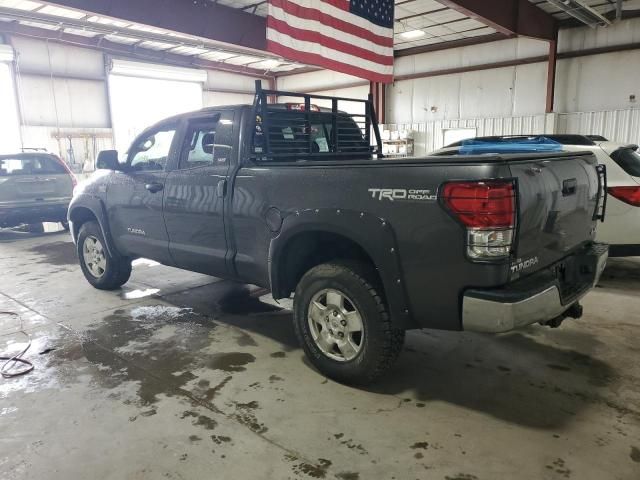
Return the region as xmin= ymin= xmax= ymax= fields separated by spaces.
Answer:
xmin=0 ymin=152 xmax=76 ymax=229
xmin=433 ymin=135 xmax=640 ymax=256
xmin=68 ymin=85 xmax=608 ymax=384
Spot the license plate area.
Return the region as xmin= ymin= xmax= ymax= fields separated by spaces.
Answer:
xmin=554 ymin=250 xmax=599 ymax=304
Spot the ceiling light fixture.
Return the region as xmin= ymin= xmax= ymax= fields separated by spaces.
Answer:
xmin=400 ymin=29 xmax=426 ymax=39
xmin=260 ymin=59 xmax=281 ymax=69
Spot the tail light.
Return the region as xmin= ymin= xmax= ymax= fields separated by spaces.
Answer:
xmin=607 ymin=186 xmax=640 ymax=206
xmin=441 ymin=180 xmax=516 ymax=260
xmin=53 ymin=155 xmax=77 ymax=189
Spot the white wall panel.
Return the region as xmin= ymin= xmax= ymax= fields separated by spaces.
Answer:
xmin=458 ymin=67 xmax=517 ymax=118
xmin=394 ymin=37 xmax=548 ymax=77
xmin=206 ymin=70 xmax=266 ymax=92
xmin=11 ymin=36 xmax=105 ymax=79
xmin=388 ymin=63 xmax=547 ymax=124
xmin=389 ymin=75 xmax=461 ymax=123
xmin=512 ymin=62 xmax=547 ymax=116
xmin=18 ymin=74 xmax=110 ymax=128
xmin=277 ymin=85 xmax=369 ymax=116
xmin=276 ymin=70 xmax=363 ymax=92
xmin=555 ymin=52 xmax=640 ymax=113
xmin=0 ymin=61 xmax=21 ymax=153
xmin=203 ymin=91 xmax=254 ymax=107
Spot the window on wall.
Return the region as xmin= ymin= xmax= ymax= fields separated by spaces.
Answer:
xmin=0 ymin=54 xmax=22 ymax=154
xmin=108 ymin=60 xmax=205 ymax=153
xmin=443 ymin=128 xmax=477 ymax=147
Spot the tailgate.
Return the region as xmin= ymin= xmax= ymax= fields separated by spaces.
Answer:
xmin=0 ymin=174 xmax=72 ymax=204
xmin=509 ymin=152 xmax=600 ymax=279
xmin=0 ymin=155 xmax=73 ymax=206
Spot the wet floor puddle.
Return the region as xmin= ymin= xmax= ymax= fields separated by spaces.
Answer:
xmin=28 ymin=241 xmax=77 ymax=266
xmin=1 ymin=296 xmax=285 ymax=454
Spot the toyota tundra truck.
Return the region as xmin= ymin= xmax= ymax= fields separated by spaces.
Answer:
xmin=68 ymin=83 xmax=608 ymax=384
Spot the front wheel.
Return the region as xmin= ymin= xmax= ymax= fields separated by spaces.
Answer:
xmin=77 ymin=221 xmax=131 ymax=290
xmin=293 ymin=261 xmax=405 ymax=385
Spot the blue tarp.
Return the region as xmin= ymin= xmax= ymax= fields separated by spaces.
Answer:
xmin=458 ymin=136 xmax=563 ymax=155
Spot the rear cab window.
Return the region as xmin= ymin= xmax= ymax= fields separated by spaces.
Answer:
xmin=0 ymin=155 xmax=66 ymax=176
xmin=610 ymin=147 xmax=640 ymax=177
xmin=255 ymin=111 xmax=370 ymax=161
xmin=252 ymin=89 xmax=379 ymax=163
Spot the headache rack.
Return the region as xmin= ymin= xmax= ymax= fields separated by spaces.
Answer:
xmin=252 ymin=80 xmax=383 ymax=161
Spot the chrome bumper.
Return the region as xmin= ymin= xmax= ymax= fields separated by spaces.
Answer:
xmin=462 ymin=248 xmax=608 ymax=333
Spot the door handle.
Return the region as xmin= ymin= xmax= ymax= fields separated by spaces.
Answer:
xmin=216 ymin=179 xmax=227 ymax=198
xmin=145 ymin=183 xmax=164 ymax=193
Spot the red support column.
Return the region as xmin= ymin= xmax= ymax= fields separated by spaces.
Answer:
xmin=369 ymin=82 xmax=386 ymax=124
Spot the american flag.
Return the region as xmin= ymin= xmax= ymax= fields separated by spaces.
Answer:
xmin=267 ymin=0 xmax=395 ymax=83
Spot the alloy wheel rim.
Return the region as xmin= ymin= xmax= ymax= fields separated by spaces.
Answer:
xmin=307 ymin=288 xmax=364 ymax=362
xmin=82 ymin=235 xmax=106 ymax=279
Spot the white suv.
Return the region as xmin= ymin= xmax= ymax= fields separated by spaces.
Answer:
xmin=433 ymin=135 xmax=640 ymax=257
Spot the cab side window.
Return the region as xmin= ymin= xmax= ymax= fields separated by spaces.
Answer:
xmin=180 ymin=120 xmax=218 ymax=169
xmin=129 ymin=127 xmax=176 ymax=171
xmin=179 ymin=113 xmax=233 ymax=169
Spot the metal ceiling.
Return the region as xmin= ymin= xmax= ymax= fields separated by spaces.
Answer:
xmin=0 ymin=0 xmax=637 ymax=72
xmin=530 ymin=0 xmax=626 ymax=21
xmin=0 ymin=0 xmax=305 ymax=73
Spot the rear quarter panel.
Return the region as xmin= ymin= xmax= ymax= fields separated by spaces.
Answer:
xmin=230 ymin=160 xmax=513 ymax=330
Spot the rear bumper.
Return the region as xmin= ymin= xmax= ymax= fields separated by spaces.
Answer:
xmin=0 ymin=202 xmax=69 ymax=228
xmin=462 ymin=243 xmax=608 ymax=333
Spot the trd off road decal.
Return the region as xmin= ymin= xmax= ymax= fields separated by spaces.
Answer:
xmin=368 ymin=188 xmax=437 ymax=202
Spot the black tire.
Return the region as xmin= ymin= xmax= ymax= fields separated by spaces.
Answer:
xmin=293 ymin=261 xmax=405 ymax=385
xmin=77 ymin=220 xmax=131 ymax=290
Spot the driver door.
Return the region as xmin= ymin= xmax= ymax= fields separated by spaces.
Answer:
xmin=107 ymin=122 xmax=178 ymax=264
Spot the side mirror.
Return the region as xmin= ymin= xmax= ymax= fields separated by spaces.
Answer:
xmin=96 ymin=150 xmax=121 ymax=170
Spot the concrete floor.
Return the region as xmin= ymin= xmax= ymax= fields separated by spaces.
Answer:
xmin=1 ymin=228 xmax=639 ymax=480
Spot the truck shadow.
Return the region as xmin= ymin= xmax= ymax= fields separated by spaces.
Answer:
xmin=164 ymin=281 xmax=624 ymax=430
xmin=365 ymin=327 xmax=624 ymax=429
xmin=598 ymin=257 xmax=640 ymax=292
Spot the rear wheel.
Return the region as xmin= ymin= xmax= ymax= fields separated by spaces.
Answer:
xmin=77 ymin=221 xmax=131 ymax=290
xmin=293 ymin=261 xmax=405 ymax=385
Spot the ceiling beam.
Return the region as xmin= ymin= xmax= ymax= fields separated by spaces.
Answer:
xmin=437 ymin=0 xmax=557 ymax=41
xmin=0 ymin=21 xmax=274 ymax=79
xmin=394 ymin=33 xmax=509 ymax=57
xmin=39 ymin=0 xmax=267 ymax=51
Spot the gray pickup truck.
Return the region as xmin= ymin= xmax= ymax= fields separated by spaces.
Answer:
xmin=68 ymin=84 xmax=608 ymax=384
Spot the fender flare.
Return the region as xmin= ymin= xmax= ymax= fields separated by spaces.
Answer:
xmin=269 ymin=208 xmax=416 ymax=329
xmin=68 ymin=194 xmax=119 ymax=259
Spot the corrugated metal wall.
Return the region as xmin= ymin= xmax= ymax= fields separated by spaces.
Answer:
xmin=557 ymin=108 xmax=640 ymax=145
xmin=384 ymin=114 xmax=549 ymax=155
xmin=384 ymin=107 xmax=640 ymax=155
